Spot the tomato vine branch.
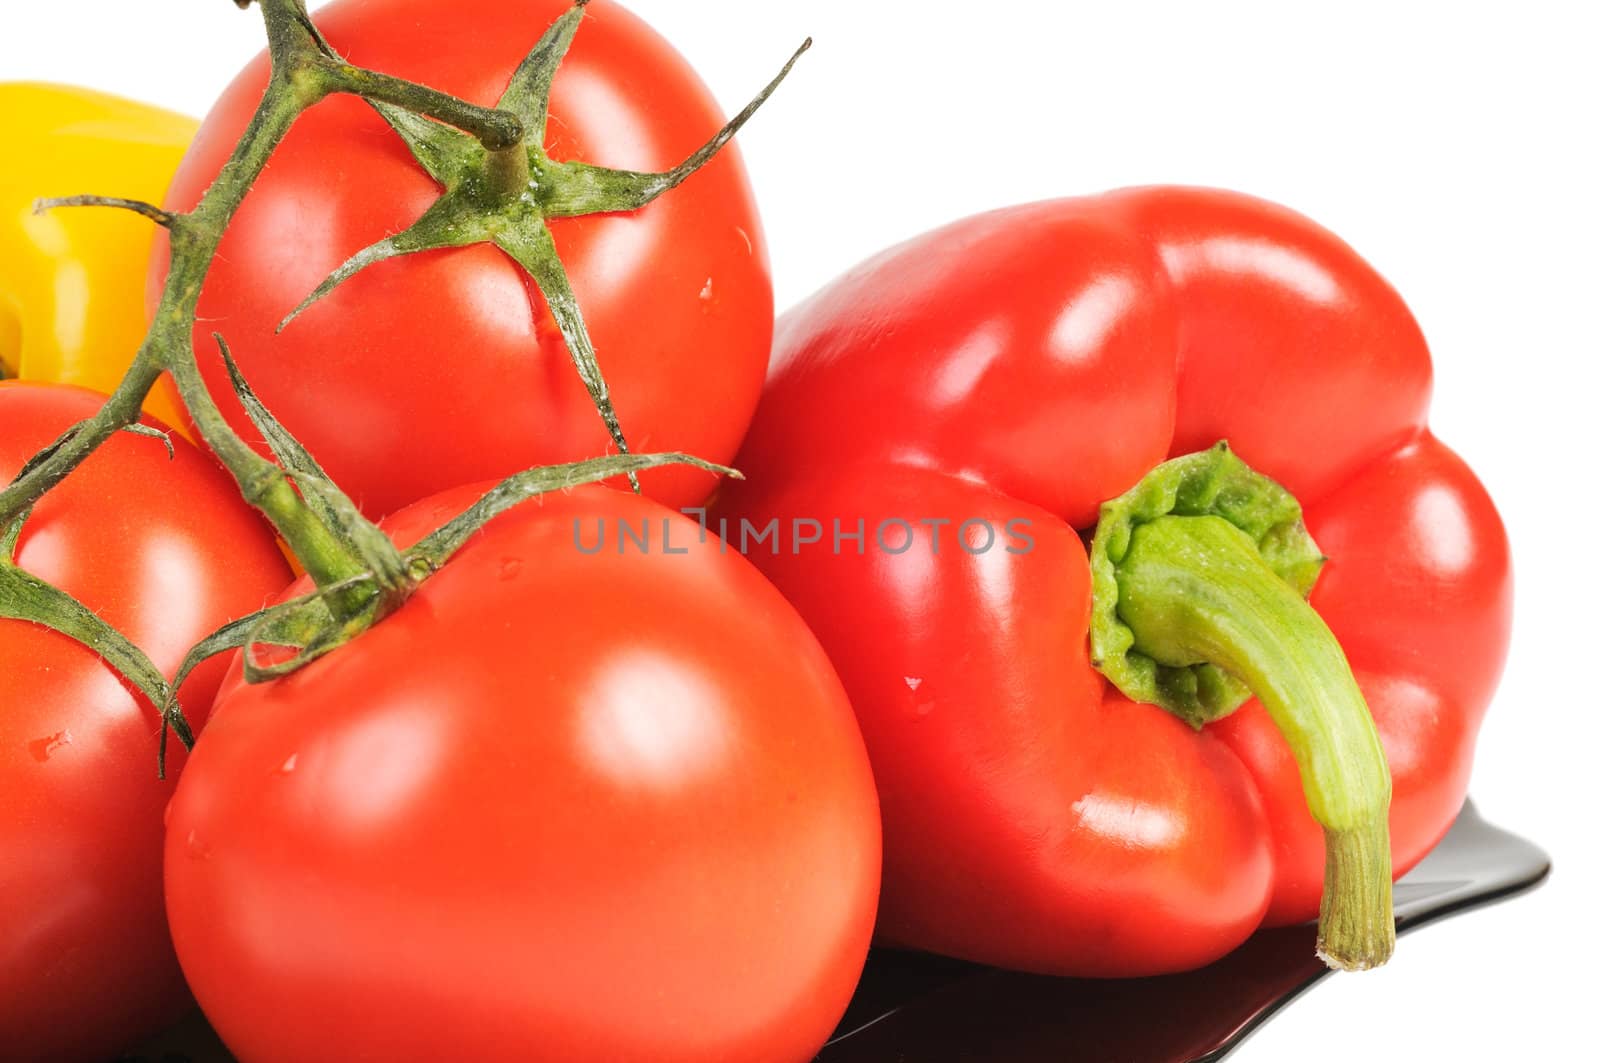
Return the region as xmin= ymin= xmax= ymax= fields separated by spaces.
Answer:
xmin=34 ymin=195 xmax=178 ymax=227
xmin=155 ymin=449 xmax=736 ymax=769
xmin=1 ymin=0 xmax=782 ymax=770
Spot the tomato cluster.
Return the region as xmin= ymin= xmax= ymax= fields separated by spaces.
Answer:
xmin=5 ymin=3 xmax=878 ymax=1060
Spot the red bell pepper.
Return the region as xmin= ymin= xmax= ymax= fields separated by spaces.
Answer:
xmin=713 ymin=186 xmax=1511 ymax=975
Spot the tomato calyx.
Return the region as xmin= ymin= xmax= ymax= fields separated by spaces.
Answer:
xmin=158 ymin=322 xmax=738 ymax=770
xmin=276 ymin=0 xmax=810 ymax=491
xmin=1088 ymin=442 xmax=1395 ymax=971
xmin=158 ymin=447 xmax=738 ymax=769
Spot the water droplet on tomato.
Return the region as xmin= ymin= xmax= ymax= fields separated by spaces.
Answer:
xmin=276 ymin=753 xmax=298 ymax=775
xmin=699 ymin=278 xmax=715 ymax=303
xmin=499 ymin=558 xmax=523 ymax=581
xmin=185 ymin=829 xmax=212 ymax=861
xmin=27 ymin=729 xmax=72 ymax=762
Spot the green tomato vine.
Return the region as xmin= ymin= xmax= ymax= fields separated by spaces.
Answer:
xmin=0 ymin=0 xmax=802 ymax=774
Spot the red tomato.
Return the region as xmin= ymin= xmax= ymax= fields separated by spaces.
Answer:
xmin=0 ymin=382 xmax=291 ymax=1063
xmin=155 ymin=0 xmax=773 ymax=518
xmin=164 ymin=485 xmax=881 ymax=1062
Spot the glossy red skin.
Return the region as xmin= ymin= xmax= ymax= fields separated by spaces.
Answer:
xmin=714 ymin=187 xmax=1512 ymax=976
xmin=164 ymin=485 xmax=880 ymax=1062
xmin=155 ymin=0 xmax=772 ymax=518
xmin=0 ymin=383 xmax=291 ymax=1063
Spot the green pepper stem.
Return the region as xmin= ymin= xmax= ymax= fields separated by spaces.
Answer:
xmin=1114 ymin=513 xmax=1395 ymax=971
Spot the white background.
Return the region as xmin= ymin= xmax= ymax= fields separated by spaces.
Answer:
xmin=3 ymin=1 xmax=1595 ymax=1060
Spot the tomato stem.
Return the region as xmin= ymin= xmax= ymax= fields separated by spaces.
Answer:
xmin=1089 ymin=443 xmax=1396 ymax=971
xmin=0 ymin=0 xmax=533 ymax=770
xmin=0 ymin=0 xmax=761 ymax=776
xmin=483 ymin=144 xmax=532 ymax=204
xmin=0 ymin=0 xmax=540 ymax=570
xmin=156 ymin=449 xmax=736 ymax=756
xmin=1 ymin=520 xmax=179 ymax=776
xmin=165 ymin=353 xmax=367 ymax=591
xmin=309 ymin=62 xmax=526 ymax=151
xmin=0 ymin=359 xmax=166 ymax=525
xmin=32 ymin=194 xmax=178 ymax=228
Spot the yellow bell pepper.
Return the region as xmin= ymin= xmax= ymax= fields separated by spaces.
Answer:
xmin=0 ymin=82 xmax=196 ymax=431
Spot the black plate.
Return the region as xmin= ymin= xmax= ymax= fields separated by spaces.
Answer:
xmin=121 ymin=801 xmax=1548 ymax=1063
xmin=817 ymin=800 xmax=1549 ymax=1062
